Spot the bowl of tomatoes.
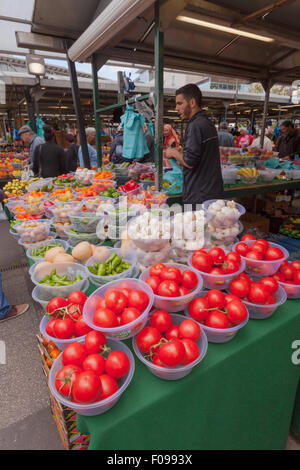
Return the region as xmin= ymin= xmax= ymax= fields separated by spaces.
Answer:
xmin=132 ymin=313 xmax=208 ymax=380
xmin=233 ymin=236 xmax=289 ymax=278
xmin=188 ymin=247 xmax=246 ymax=291
xmin=272 ymin=260 xmax=300 ymax=299
xmin=48 ymin=336 xmax=135 ymax=416
xmin=185 ymin=290 xmax=249 ymax=343
xmin=83 ymin=278 xmax=154 ymax=340
xmin=139 ymin=263 xmax=203 ymax=312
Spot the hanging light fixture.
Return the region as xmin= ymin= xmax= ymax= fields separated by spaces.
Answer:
xmin=26 ymin=54 xmax=46 ymax=77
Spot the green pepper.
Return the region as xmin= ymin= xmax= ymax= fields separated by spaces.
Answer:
xmin=88 ymin=266 xmax=97 ymax=275
xmin=97 ymin=263 xmax=106 ymax=276
xmin=112 ymin=256 xmax=122 ymax=269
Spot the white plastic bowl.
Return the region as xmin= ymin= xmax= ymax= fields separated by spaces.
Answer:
xmin=83 ymin=278 xmax=154 ymax=340
xmin=203 ymin=199 xmax=245 ymax=229
xmin=32 ymin=262 xmax=88 ymax=298
xmin=64 ymin=226 xmax=101 ymax=246
xmin=18 ymin=235 xmax=56 ymax=249
xmin=241 ymin=285 xmax=287 ymax=319
xmin=208 ymin=221 xmax=244 ymax=244
xmin=70 ymin=212 xmax=104 ymax=234
xmin=48 ymin=339 xmax=135 ymax=416
xmin=139 ymin=263 xmax=203 ymax=312
xmin=232 ymin=240 xmax=289 ymax=278
xmin=85 ymin=248 xmax=137 ymax=286
xmin=15 ymin=220 xmax=51 ymax=243
xmin=184 ymin=292 xmax=249 ymax=343
xmin=39 ymin=315 xmax=87 ymax=350
xmin=188 ymin=254 xmax=246 ymax=291
xmin=133 ymin=241 xmax=172 ymax=268
xmin=26 ymin=239 xmax=70 ymax=262
xmin=132 ymin=313 xmax=208 ymax=380
xmin=32 ymin=279 xmax=90 ymax=307
xmin=277 ymin=280 xmax=300 ymax=299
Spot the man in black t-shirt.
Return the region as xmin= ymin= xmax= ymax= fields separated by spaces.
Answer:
xmin=165 ymin=84 xmax=224 ymax=207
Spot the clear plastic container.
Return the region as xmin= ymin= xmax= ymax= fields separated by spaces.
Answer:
xmin=32 ymin=279 xmax=89 ymax=306
xmin=18 ymin=236 xmax=56 ymax=250
xmin=9 ymin=227 xmax=19 ymax=240
xmin=184 ymin=295 xmax=249 ymax=343
xmin=132 ymin=313 xmax=208 ymax=380
xmin=39 ymin=315 xmax=87 ymax=350
xmin=93 ymin=179 xmax=116 ymax=194
xmin=239 ymin=175 xmax=259 ymax=185
xmin=188 ymin=254 xmax=246 ymax=291
xmin=26 ymin=239 xmax=70 ymax=262
xmin=50 ymin=201 xmax=83 ymax=224
xmin=140 ymin=263 xmax=203 ymax=312
xmin=241 ymin=285 xmax=287 ymax=319
xmin=64 ymin=226 xmax=101 ymax=246
xmin=32 ymin=262 xmax=88 ymax=298
xmin=127 ymin=215 xmax=173 ymax=252
xmin=83 ymin=278 xmax=154 ymax=340
xmin=28 ymin=178 xmax=53 ymax=193
xmin=277 ymin=280 xmax=300 ymax=299
xmin=70 ymin=212 xmax=104 ymax=234
xmin=15 ymin=220 xmax=51 ymax=243
xmin=133 ymin=241 xmax=172 ymax=268
xmin=208 ymin=221 xmax=244 ymax=244
xmin=118 ymin=185 xmax=141 ymax=197
xmin=48 ymin=339 xmax=135 ymax=416
xmin=51 ymin=220 xmax=71 ymax=240
xmin=106 ymin=205 xmax=140 ymax=225
xmin=85 ymin=249 xmax=137 ymax=286
xmin=232 ymin=240 xmax=289 ymax=278
xmin=84 ymin=197 xmax=114 ymax=213
xmin=258 ymin=170 xmax=277 ymax=182
xmin=203 ymin=199 xmax=245 ymax=229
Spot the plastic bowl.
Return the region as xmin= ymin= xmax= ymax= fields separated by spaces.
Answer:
xmin=241 ymin=285 xmax=287 ymax=319
xmin=50 ymin=201 xmax=83 ymax=224
xmin=118 ymin=185 xmax=141 ymax=197
xmin=132 ymin=241 xmax=172 ymax=268
xmin=132 ymin=313 xmax=208 ymax=380
xmin=208 ymin=221 xmax=244 ymax=244
xmin=15 ymin=220 xmax=51 ymax=243
xmin=92 ymin=179 xmax=116 ymax=194
xmin=70 ymin=212 xmax=104 ymax=234
xmin=85 ymin=248 xmax=137 ymax=286
xmin=48 ymin=339 xmax=134 ymax=416
xmin=84 ymin=197 xmax=114 ymax=213
xmin=18 ymin=236 xmax=56 ymax=249
xmin=9 ymin=227 xmax=19 ymax=240
xmin=39 ymin=315 xmax=87 ymax=350
xmin=258 ymin=170 xmax=277 ymax=182
xmin=140 ymin=263 xmax=203 ymax=312
xmin=184 ymin=292 xmax=249 ymax=343
xmin=83 ymin=278 xmax=154 ymax=340
xmin=51 ymin=220 xmax=71 ymax=239
xmin=32 ymin=262 xmax=88 ymax=298
xmin=64 ymin=226 xmax=101 ymax=246
xmin=239 ymin=175 xmax=259 ymax=185
xmin=106 ymin=205 xmax=140 ymax=225
xmin=26 ymin=239 xmax=70 ymax=262
xmin=232 ymin=240 xmax=289 ymax=278
xmin=127 ymin=215 xmax=173 ymax=252
xmin=188 ymin=254 xmax=246 ymax=291
xmin=277 ymin=280 xmax=300 ymax=299
xmin=203 ymin=199 xmax=246 ymax=229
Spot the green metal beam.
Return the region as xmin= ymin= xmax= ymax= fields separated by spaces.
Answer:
xmin=92 ymin=54 xmax=102 ymax=168
xmin=96 ymin=94 xmax=150 ymax=114
xmin=154 ymin=0 xmax=164 ymax=192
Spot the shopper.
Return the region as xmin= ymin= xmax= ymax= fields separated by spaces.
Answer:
xmin=276 ymin=120 xmax=300 ymax=160
xmin=65 ymin=134 xmax=79 ymax=172
xmin=32 ymin=125 xmax=65 ymax=178
xmin=110 ymin=126 xmax=124 ymax=163
xmin=217 ymin=122 xmax=235 ymax=147
xmin=165 ymin=83 xmax=224 ymax=207
xmin=18 ymin=125 xmax=44 ymax=169
xmin=163 ymin=123 xmax=180 ymax=167
xmin=249 ymin=129 xmax=274 ymax=152
xmin=140 ymin=123 xmax=155 ymax=163
xmin=78 ymin=128 xmax=98 ymax=168
xmin=235 ymin=128 xmax=253 ymax=148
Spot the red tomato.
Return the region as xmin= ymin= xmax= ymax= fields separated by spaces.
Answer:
xmin=165 ymin=325 xmax=181 ymax=341
xmin=179 ymin=319 xmax=201 ymax=341
xmin=84 ymin=330 xmax=106 ymax=354
xmin=225 ymin=294 xmax=241 ymax=304
xmin=225 ymin=300 xmax=248 ymax=324
xmin=178 ymin=286 xmax=191 ymax=296
xmin=149 ymin=310 xmax=172 ymax=333
xmin=259 ymin=277 xmax=278 ymax=294
xmin=149 ymin=263 xmax=166 ymax=278
xmin=55 ymin=365 xmax=82 ymax=397
xmin=74 ymin=315 xmax=93 ymax=337
xmin=209 ymin=267 xmax=224 ymax=275
xmin=93 ymin=308 xmax=118 ymax=328
xmin=152 ymin=353 xmax=167 ymax=367
xmin=181 ymin=270 xmax=198 ymax=290
xmin=62 ymin=342 xmax=87 ymax=367
xmin=221 ymin=259 xmax=239 ymax=274
xmin=230 ymin=278 xmax=250 ymax=298
xmin=237 ymin=272 xmax=251 ymax=283
xmin=96 ymin=298 xmax=107 ymax=309
xmin=266 ymin=294 xmax=276 ymax=305
xmin=206 ymin=289 xmax=226 ymax=308
xmin=241 ymin=234 xmax=256 ymax=241
xmin=279 ymin=260 xmax=289 ymax=272
xmin=246 ymin=251 xmax=263 ymax=261
xmin=128 ymin=290 xmax=149 ymax=311
xmin=46 ymin=319 xmax=58 ymax=337
xmin=145 ymin=276 xmax=161 ymax=294
xmin=53 ymin=319 xmax=75 ymax=339
xmin=293 ymin=270 xmax=300 ymax=285
xmin=281 ymin=266 xmax=294 ymax=281
xmin=255 ymin=239 xmax=269 ymax=250
xmin=158 ymin=339 xmax=186 ymax=367
xmin=290 ymin=261 xmax=300 ymax=272
xmin=72 ymin=371 xmax=102 ymax=404
xmin=157 ymin=280 xmax=180 ymax=297
xmin=105 ymin=290 xmax=128 ymax=314
xmin=46 ymin=297 xmax=68 ymax=318
xmin=180 ymin=338 xmax=200 ymax=365
xmin=67 ymin=291 xmax=87 ymax=306
xmin=99 ymin=374 xmax=118 ymax=399
xmin=235 ymin=242 xmax=250 ymax=257
xmin=208 ymin=247 xmax=225 ymax=265
xmin=205 ymin=310 xmax=229 ymax=329
xmin=160 ymin=266 xmax=182 ymax=285
xmin=192 ymin=252 xmax=213 ymax=273
xmin=136 ymin=326 xmax=162 ymax=354
xmin=120 ymin=307 xmax=142 ymax=325
xmin=248 ymin=283 xmax=270 ymax=304
xmin=251 ymin=241 xmax=268 ymax=256
xmin=264 ymin=247 xmax=284 ymax=261
xmin=272 ymin=271 xmax=285 ymax=282
xmin=119 ymin=287 xmax=132 ymax=299
xmin=225 ymin=252 xmax=241 ymax=265
xmin=105 ymin=351 xmax=130 ymax=379
xmin=82 ymin=354 xmax=106 ymax=375
xmin=65 ymin=303 xmax=82 ymax=322
xmin=188 ymin=297 xmax=210 ymax=322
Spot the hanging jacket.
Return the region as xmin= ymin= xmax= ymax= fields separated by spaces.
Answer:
xmin=121 ymin=106 xmax=149 ymax=159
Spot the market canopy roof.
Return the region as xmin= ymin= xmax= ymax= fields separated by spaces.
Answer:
xmin=24 ymin=0 xmax=300 ymax=85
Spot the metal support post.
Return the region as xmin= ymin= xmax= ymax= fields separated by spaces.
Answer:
xmin=92 ymin=54 xmax=102 ymax=168
xmin=154 ymin=1 xmax=164 ymax=192
xmin=260 ymin=79 xmax=272 ymax=148
xmin=24 ymin=87 xmax=36 ymax=133
xmin=67 ymin=54 xmax=90 ymax=169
